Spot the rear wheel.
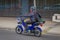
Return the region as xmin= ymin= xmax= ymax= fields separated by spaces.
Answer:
xmin=15 ymin=27 xmax=22 ymax=34
xmin=34 ymin=28 xmax=42 ymax=37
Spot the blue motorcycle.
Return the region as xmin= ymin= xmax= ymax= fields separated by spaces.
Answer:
xmin=15 ymin=16 xmax=44 ymax=37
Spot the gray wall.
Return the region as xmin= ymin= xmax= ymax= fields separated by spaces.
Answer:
xmin=0 ymin=8 xmax=21 ymax=17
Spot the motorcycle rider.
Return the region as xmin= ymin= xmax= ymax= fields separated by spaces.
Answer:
xmin=29 ymin=6 xmax=42 ymax=23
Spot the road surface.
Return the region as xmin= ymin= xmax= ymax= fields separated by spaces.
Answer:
xmin=0 ymin=29 xmax=60 ymax=40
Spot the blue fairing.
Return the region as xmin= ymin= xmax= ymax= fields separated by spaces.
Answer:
xmin=22 ymin=20 xmax=27 ymax=27
xmin=27 ymin=26 xmax=34 ymax=30
xmin=17 ymin=25 xmax=23 ymax=32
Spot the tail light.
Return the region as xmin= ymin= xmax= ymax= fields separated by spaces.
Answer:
xmin=40 ymin=24 xmax=43 ymax=27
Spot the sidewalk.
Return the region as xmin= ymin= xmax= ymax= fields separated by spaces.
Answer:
xmin=48 ymin=23 xmax=60 ymax=35
xmin=0 ymin=17 xmax=17 ymax=29
xmin=0 ymin=17 xmax=57 ymax=34
xmin=42 ymin=20 xmax=56 ymax=34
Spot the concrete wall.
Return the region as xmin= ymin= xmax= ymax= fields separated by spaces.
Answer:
xmin=0 ymin=17 xmax=17 ymax=29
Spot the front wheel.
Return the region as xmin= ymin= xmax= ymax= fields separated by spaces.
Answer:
xmin=34 ymin=28 xmax=42 ymax=37
xmin=15 ymin=27 xmax=22 ymax=34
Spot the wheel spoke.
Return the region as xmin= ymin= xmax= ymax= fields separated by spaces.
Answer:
xmin=15 ymin=27 xmax=22 ymax=34
xmin=34 ymin=28 xmax=41 ymax=37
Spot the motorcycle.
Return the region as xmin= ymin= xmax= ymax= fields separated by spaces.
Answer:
xmin=15 ymin=16 xmax=44 ymax=37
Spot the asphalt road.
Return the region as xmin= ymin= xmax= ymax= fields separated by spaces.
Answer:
xmin=0 ymin=29 xmax=60 ymax=40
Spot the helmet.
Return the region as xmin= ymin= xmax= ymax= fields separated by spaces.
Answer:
xmin=30 ymin=6 xmax=36 ymax=12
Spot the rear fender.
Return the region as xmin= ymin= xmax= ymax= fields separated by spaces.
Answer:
xmin=36 ymin=27 xmax=42 ymax=32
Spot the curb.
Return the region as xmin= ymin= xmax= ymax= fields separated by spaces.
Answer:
xmin=0 ymin=27 xmax=52 ymax=34
xmin=0 ymin=28 xmax=15 ymax=32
